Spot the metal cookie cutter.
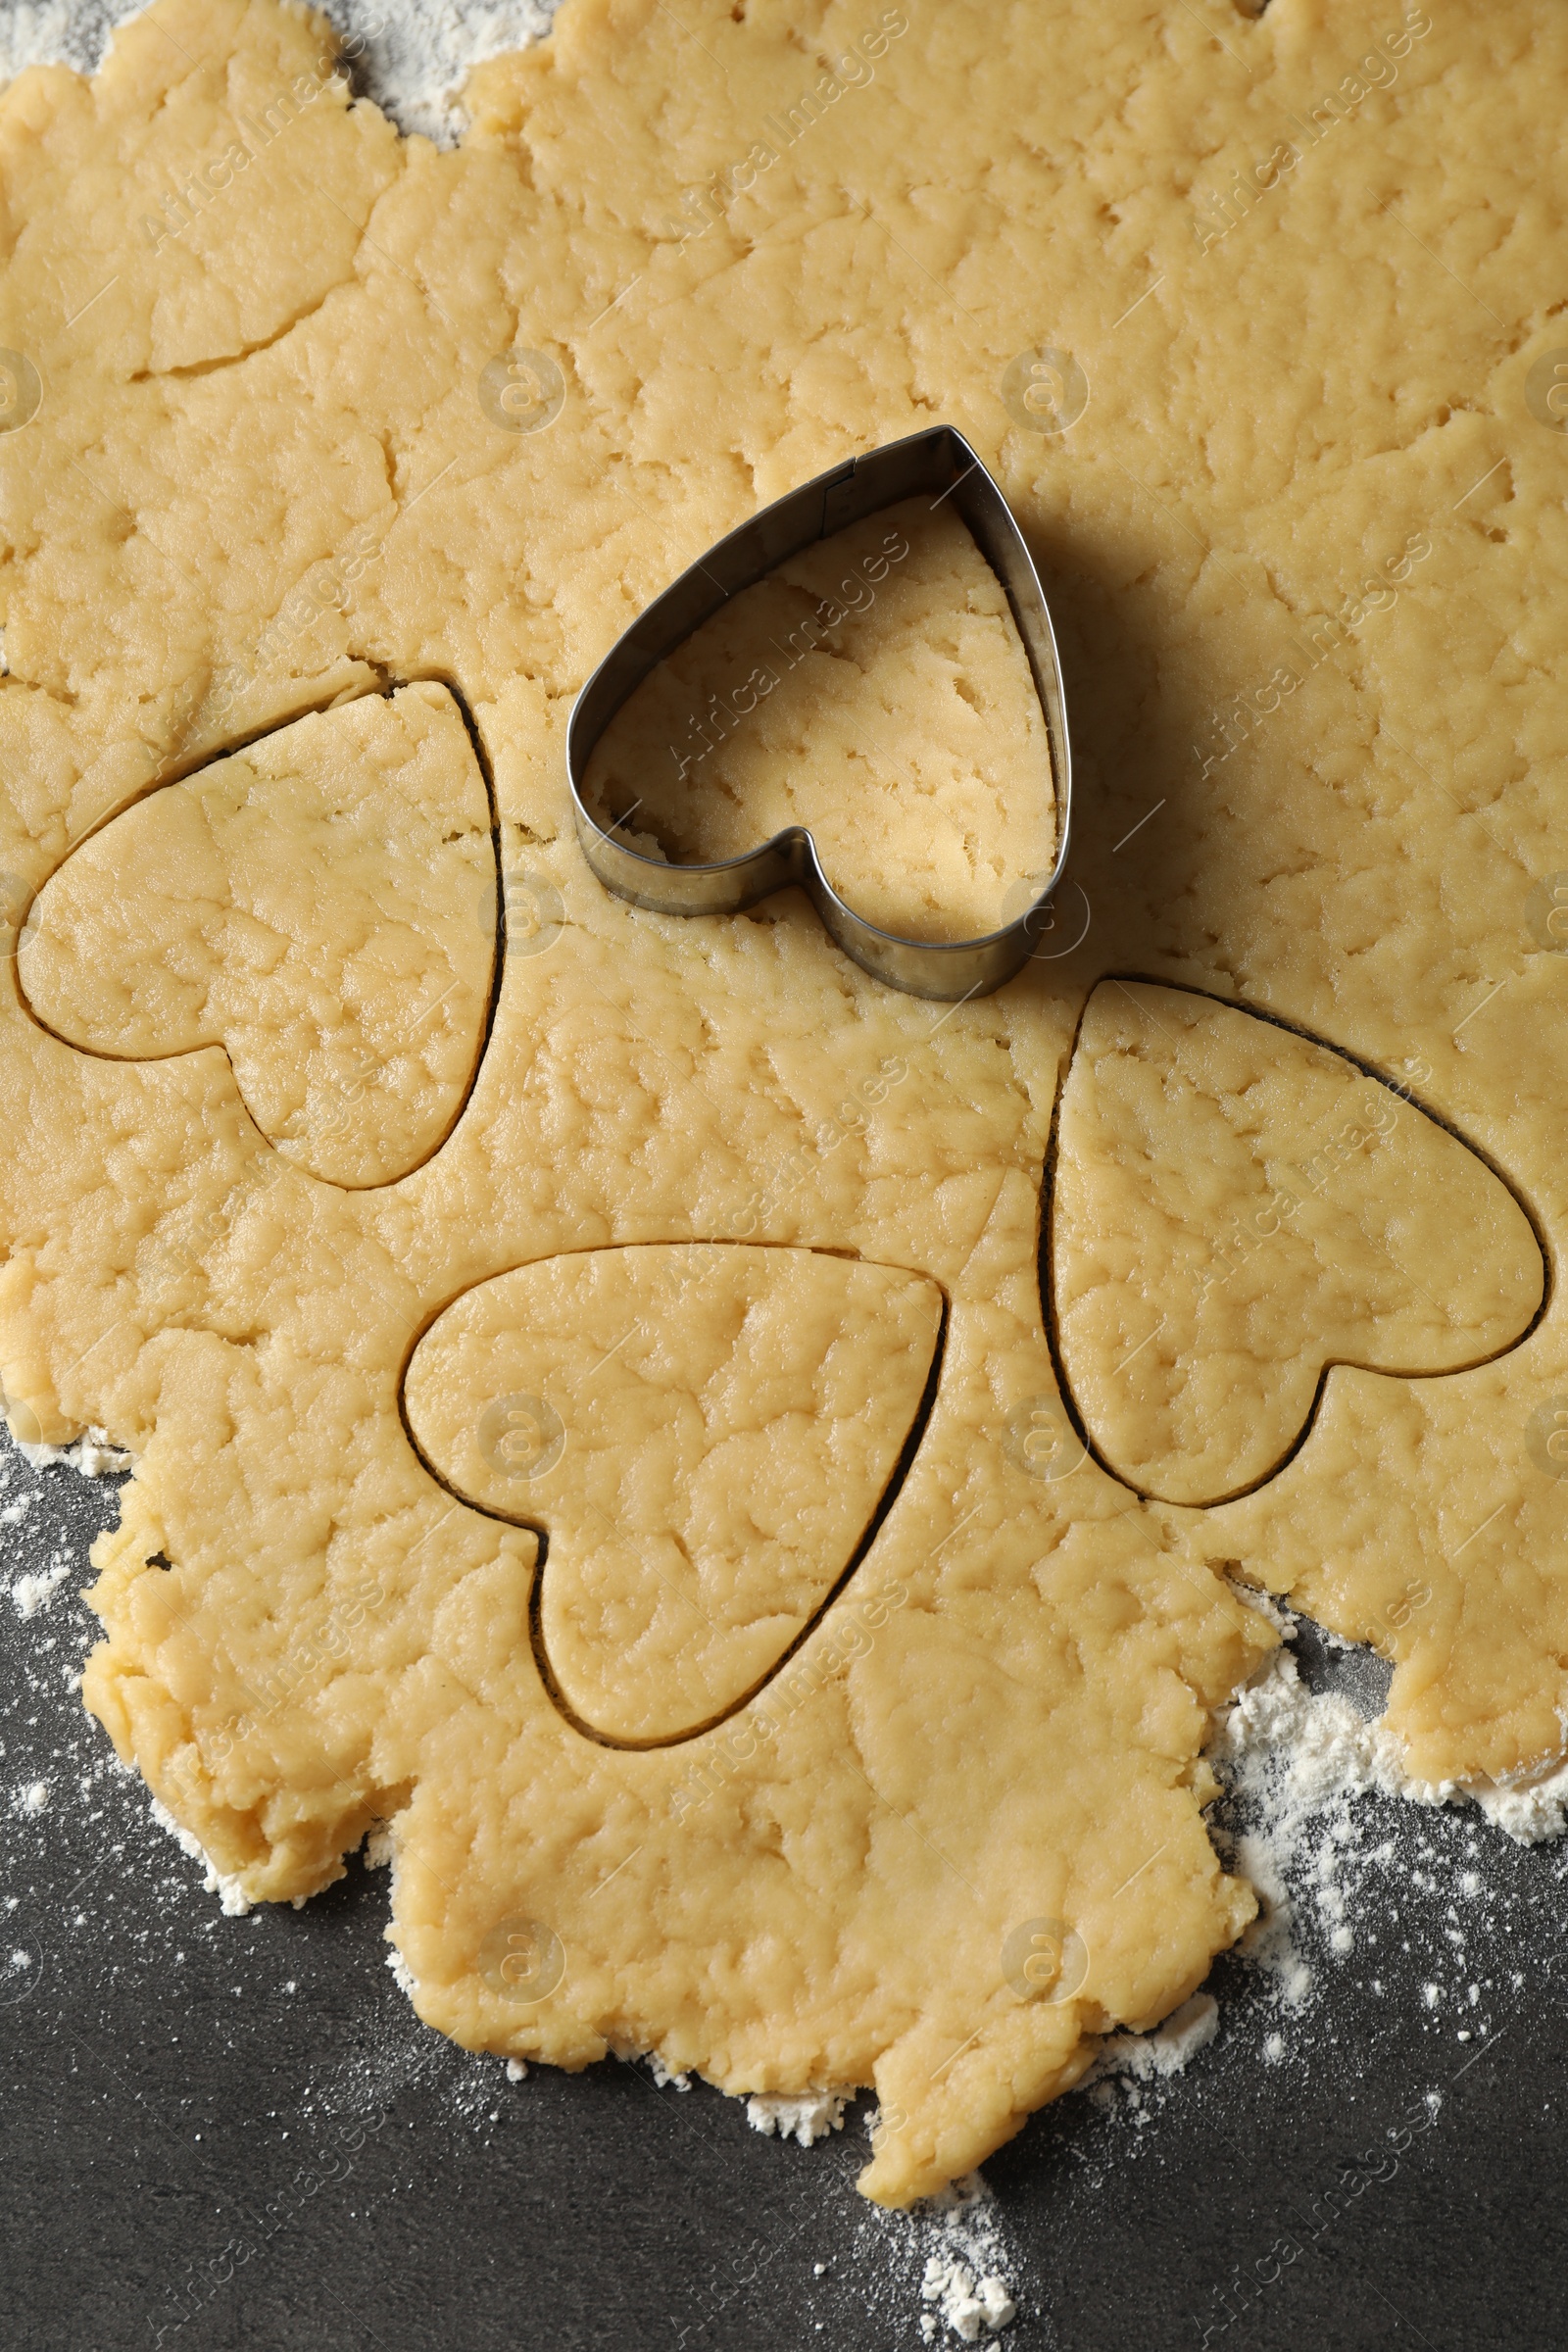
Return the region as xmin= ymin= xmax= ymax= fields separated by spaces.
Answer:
xmin=565 ymin=422 xmax=1073 ymax=1001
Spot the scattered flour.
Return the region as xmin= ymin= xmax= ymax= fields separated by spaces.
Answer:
xmin=0 ymin=0 xmax=560 ymax=149
xmin=754 ymin=2166 xmax=1023 ymax=2346
xmin=0 ymin=1 xmax=142 ymax=84
xmin=1087 ymin=1992 xmax=1220 ymax=2087
xmin=324 ymin=1 xmax=560 ymax=146
xmin=1223 ymin=1647 xmax=1420 ymax=1826
xmin=13 ymin=1427 xmax=129 ymax=1477
xmin=1214 ymin=1645 xmax=1411 ymax=2014
xmin=920 ymin=2254 xmax=1016 ymax=2344
xmin=745 ymin=2089 xmax=850 ymax=2146
xmin=605 ymin=2039 xmax=692 ymax=2089
xmin=1081 ymin=1993 xmax=1221 ymax=2129
xmin=1078 ymin=1622 xmax=1568 ymax=2133
xmin=1222 ymin=1642 xmax=1568 ymax=1856
xmin=148 ymin=1795 xmax=254 ymax=1916
xmin=9 ymin=1561 xmax=72 ymax=1618
xmin=1197 ymin=1627 xmax=1568 ymax=2070
xmin=900 ymin=2174 xmax=1019 ymax=2343
xmin=1469 ymin=1756 xmax=1568 ymax=1844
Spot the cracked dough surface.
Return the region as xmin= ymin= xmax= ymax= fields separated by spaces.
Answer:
xmin=0 ymin=0 xmax=1565 ymax=2206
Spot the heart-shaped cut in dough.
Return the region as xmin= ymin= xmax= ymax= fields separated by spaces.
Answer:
xmin=579 ymin=495 xmax=1054 ymax=947
xmin=404 ymin=1244 xmax=944 ymax=1744
xmin=1051 ymin=983 xmax=1544 ymax=1505
xmin=20 ymin=683 xmax=494 ymax=1188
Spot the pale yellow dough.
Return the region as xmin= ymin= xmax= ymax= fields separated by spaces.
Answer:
xmin=0 ymin=0 xmax=1564 ymax=2207
xmin=582 ymin=496 xmax=1055 ymax=942
xmin=405 ymin=1243 xmax=943 ymax=1742
xmin=1053 ymin=983 xmax=1544 ymax=1506
xmin=22 ymin=684 xmax=495 ymax=1187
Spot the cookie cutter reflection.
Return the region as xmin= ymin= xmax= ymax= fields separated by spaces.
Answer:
xmin=1526 ymin=873 xmax=1568 ymax=955
xmin=0 ymin=1928 xmax=43 ymax=2006
xmin=1000 ymin=1916 xmax=1089 ymax=2003
xmin=477 ymin=1914 xmax=565 ymax=2005
xmin=1526 ymin=1398 xmax=1568 ymax=1481
xmin=1003 ymin=1395 xmax=1088 ymax=1482
xmin=479 ymin=868 xmax=565 ymax=957
xmin=1525 ymin=348 xmax=1568 ymax=433
xmin=477 ymin=1394 xmax=564 ymax=1480
xmin=478 ymin=350 xmax=564 ymax=434
xmin=0 ymin=350 xmax=41 ymax=435
xmin=1000 ymin=347 xmax=1089 ymax=436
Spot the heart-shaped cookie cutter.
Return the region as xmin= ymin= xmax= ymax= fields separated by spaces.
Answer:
xmin=566 ymin=423 xmax=1072 ymax=1000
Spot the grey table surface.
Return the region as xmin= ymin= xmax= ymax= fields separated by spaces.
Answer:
xmin=3 ymin=1427 xmax=1564 ymax=2352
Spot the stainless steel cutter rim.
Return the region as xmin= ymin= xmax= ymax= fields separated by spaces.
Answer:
xmin=565 ymin=423 xmax=1072 ymax=1002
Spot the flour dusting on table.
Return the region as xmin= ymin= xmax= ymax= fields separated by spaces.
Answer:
xmin=0 ymin=0 xmax=560 ymax=145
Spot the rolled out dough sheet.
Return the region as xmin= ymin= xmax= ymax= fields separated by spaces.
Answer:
xmin=0 ymin=0 xmax=1563 ymax=2206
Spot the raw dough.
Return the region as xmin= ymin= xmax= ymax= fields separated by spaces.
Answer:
xmin=405 ymin=1242 xmax=943 ymax=1742
xmin=582 ymin=495 xmax=1055 ymax=942
xmin=0 ymin=0 xmax=1562 ymax=2206
xmin=1052 ymin=983 xmax=1544 ymax=1505
xmin=21 ymin=684 xmax=495 ymax=1186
